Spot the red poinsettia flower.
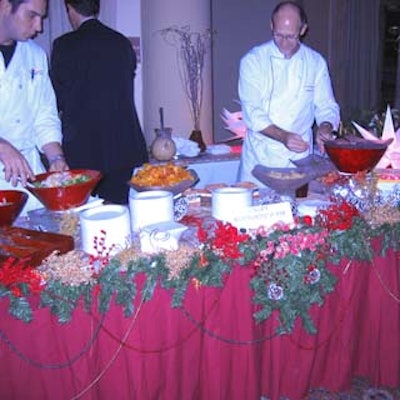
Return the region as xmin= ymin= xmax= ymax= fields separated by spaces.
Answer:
xmin=0 ymin=257 xmax=43 ymax=297
xmin=317 ymin=200 xmax=359 ymax=231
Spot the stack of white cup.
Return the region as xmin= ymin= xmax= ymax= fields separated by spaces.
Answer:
xmin=129 ymin=190 xmax=174 ymax=232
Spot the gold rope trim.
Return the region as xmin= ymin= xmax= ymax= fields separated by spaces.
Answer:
xmin=342 ymin=259 xmax=353 ymax=274
xmin=372 ymin=259 xmax=400 ymax=303
xmin=69 ymin=299 xmax=144 ymax=400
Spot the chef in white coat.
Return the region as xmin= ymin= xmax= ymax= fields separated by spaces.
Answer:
xmin=238 ymin=1 xmax=340 ymax=184
xmin=0 ymin=0 xmax=68 ymax=213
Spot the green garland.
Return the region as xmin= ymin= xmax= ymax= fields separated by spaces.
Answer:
xmin=0 ymin=211 xmax=399 ymax=334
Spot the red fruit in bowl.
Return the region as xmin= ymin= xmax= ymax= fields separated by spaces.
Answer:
xmin=324 ymin=137 xmax=392 ymax=174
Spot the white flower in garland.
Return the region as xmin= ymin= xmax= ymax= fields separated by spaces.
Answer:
xmin=305 ymin=268 xmax=321 ymax=285
xmin=267 ymin=283 xmax=284 ymax=301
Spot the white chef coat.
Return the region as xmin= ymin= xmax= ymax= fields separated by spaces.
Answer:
xmin=0 ymin=40 xmax=62 ymax=214
xmin=238 ymin=41 xmax=340 ymax=184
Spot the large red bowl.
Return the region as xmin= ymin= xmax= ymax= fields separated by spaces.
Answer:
xmin=0 ymin=190 xmax=28 ymax=226
xmin=27 ymin=169 xmax=102 ymax=211
xmin=324 ymin=137 xmax=392 ymax=174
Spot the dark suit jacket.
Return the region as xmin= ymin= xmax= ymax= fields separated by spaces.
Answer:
xmin=50 ymin=19 xmax=148 ymax=204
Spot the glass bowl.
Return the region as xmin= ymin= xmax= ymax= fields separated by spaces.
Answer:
xmin=324 ymin=137 xmax=392 ymax=174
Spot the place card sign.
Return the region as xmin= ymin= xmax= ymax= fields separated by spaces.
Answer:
xmin=229 ymin=201 xmax=294 ymax=230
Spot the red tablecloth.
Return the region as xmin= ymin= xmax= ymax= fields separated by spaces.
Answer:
xmin=0 ymin=244 xmax=399 ymax=400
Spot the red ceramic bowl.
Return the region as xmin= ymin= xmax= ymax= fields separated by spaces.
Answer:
xmin=324 ymin=138 xmax=392 ymax=174
xmin=27 ymin=169 xmax=102 ymax=211
xmin=0 ymin=190 xmax=28 ymax=226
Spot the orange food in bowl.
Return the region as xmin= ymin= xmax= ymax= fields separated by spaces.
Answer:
xmin=131 ymin=163 xmax=193 ymax=187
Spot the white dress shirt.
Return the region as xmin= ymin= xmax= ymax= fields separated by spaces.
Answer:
xmin=0 ymin=40 xmax=62 ymax=213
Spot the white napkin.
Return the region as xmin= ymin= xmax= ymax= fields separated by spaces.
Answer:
xmin=220 ymin=108 xmax=247 ymax=141
xmin=172 ymin=135 xmax=200 ymax=157
xmin=72 ymin=196 xmax=104 ymax=213
xmin=139 ymin=221 xmax=187 ymax=254
xmin=206 ymin=144 xmax=232 ymax=155
xmin=352 ymin=105 xmax=400 ymax=168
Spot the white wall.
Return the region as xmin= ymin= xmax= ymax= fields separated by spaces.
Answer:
xmin=115 ymin=0 xmax=143 ymax=128
xmin=141 ymin=0 xmax=213 ymax=146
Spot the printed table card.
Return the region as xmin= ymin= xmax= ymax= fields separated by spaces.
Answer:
xmin=229 ymin=201 xmax=294 ymax=230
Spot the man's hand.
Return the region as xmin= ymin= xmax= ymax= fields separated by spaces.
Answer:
xmin=284 ymin=132 xmax=309 ymax=153
xmin=262 ymin=125 xmax=309 ymax=153
xmin=316 ymin=122 xmax=334 ymax=153
xmin=43 ymin=142 xmax=69 ymax=172
xmin=0 ymin=138 xmax=35 ymax=186
xmin=48 ymin=158 xmax=69 ymax=172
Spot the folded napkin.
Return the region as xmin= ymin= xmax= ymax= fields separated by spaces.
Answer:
xmin=220 ymin=108 xmax=247 ymax=141
xmin=353 ymin=105 xmax=400 ymax=168
xmin=172 ymin=135 xmax=200 ymax=157
xmin=206 ymin=144 xmax=232 ymax=155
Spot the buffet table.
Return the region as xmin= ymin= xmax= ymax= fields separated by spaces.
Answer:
xmin=0 ymin=237 xmax=399 ymax=400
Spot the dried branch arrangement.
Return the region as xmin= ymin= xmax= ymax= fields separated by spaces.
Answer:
xmin=160 ymin=25 xmax=212 ymax=131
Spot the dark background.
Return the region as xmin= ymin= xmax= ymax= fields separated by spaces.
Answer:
xmin=211 ymin=0 xmax=400 ymax=142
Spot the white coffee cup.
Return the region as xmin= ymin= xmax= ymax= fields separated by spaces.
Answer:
xmin=212 ymin=187 xmax=252 ymax=222
xmin=129 ymin=190 xmax=174 ymax=232
xmin=80 ymin=205 xmax=131 ymax=256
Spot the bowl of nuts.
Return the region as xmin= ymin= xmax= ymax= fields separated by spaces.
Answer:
xmin=252 ymin=165 xmax=315 ymax=196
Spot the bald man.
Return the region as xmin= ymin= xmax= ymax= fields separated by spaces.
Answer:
xmin=238 ymin=1 xmax=340 ymax=184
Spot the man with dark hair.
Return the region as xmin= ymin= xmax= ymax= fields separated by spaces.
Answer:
xmin=0 ymin=0 xmax=68 ymax=213
xmin=62 ymin=0 xmax=99 ymax=18
xmin=51 ymin=0 xmax=148 ymax=204
xmin=238 ymin=1 xmax=340 ymax=183
xmin=6 ymin=0 xmax=26 ymax=12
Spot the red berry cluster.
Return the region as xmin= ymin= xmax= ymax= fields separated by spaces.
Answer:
xmin=89 ymin=229 xmax=116 ymax=268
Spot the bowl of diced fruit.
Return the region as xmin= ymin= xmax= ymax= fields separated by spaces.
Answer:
xmin=129 ymin=163 xmax=199 ymax=196
xmin=27 ymin=169 xmax=102 ymax=211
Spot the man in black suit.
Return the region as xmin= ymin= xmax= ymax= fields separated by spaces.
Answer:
xmin=50 ymin=0 xmax=148 ymax=204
